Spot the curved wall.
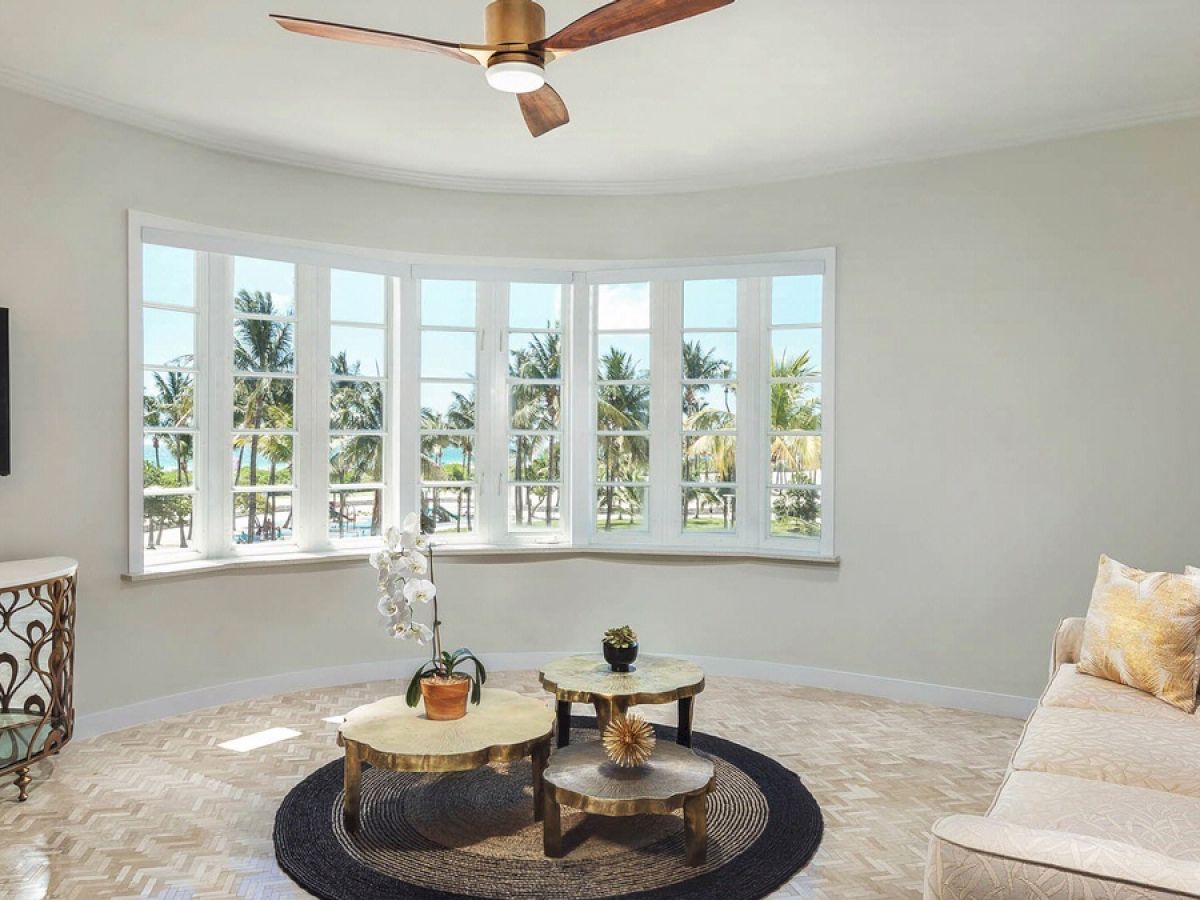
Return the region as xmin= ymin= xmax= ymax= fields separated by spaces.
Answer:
xmin=1 ymin=85 xmax=1198 ymax=720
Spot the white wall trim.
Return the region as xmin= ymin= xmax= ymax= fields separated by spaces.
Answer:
xmin=3 ymin=63 xmax=1200 ymax=197
xmin=74 ymin=652 xmax=1036 ymax=740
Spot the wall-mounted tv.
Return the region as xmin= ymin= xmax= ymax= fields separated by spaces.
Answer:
xmin=0 ymin=308 xmax=8 ymax=476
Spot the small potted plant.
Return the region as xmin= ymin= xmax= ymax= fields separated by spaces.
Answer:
xmin=370 ymin=513 xmax=486 ymax=721
xmin=603 ymin=625 xmax=639 ymax=672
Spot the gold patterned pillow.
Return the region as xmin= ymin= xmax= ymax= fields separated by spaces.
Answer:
xmin=1078 ymin=556 xmax=1200 ymax=712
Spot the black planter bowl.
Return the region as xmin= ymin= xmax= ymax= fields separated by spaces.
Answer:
xmin=603 ymin=641 xmax=639 ymax=672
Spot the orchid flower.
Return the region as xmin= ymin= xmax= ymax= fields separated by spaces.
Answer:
xmin=396 ymin=552 xmax=429 ymax=577
xmin=402 ymin=579 xmax=436 ymax=605
xmin=377 ymin=595 xmax=405 ymax=619
xmin=391 ymin=621 xmax=433 ymax=645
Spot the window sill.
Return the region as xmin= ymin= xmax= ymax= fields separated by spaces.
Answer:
xmin=123 ymin=544 xmax=840 ymax=581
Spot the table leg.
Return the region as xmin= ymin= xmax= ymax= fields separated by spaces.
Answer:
xmin=14 ymin=767 xmax=31 ymax=802
xmin=543 ymin=793 xmax=562 ymax=858
xmin=677 ymin=696 xmax=695 ymax=747
xmin=556 ymin=699 xmax=572 ymax=748
xmin=593 ymin=696 xmax=629 ymax=735
xmin=532 ymin=739 xmax=549 ymax=822
xmin=684 ymin=793 xmax=707 ymax=867
xmin=343 ymin=744 xmax=361 ymax=832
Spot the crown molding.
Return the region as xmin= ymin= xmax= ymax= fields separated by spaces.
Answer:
xmin=3 ymin=62 xmax=1200 ymax=197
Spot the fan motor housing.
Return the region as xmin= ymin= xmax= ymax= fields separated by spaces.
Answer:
xmin=486 ymin=0 xmax=546 ymax=68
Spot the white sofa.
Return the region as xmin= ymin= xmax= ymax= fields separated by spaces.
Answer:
xmin=924 ymin=617 xmax=1200 ymax=899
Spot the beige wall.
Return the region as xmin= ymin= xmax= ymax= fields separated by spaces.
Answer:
xmin=1 ymin=85 xmax=1197 ymax=716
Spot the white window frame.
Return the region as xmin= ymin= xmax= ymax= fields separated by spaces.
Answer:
xmin=128 ymin=211 xmax=835 ymax=575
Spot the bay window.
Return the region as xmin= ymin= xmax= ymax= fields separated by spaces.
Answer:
xmin=129 ymin=213 xmax=835 ymax=574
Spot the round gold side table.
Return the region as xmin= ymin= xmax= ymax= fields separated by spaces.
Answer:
xmin=542 ymin=740 xmax=716 ymax=866
xmin=336 ymin=687 xmax=555 ymax=831
xmin=0 ymin=557 xmax=77 ymax=802
xmin=539 ymin=654 xmax=705 ymax=748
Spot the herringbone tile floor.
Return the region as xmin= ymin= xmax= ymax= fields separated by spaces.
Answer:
xmin=0 ymin=672 xmax=1023 ymax=899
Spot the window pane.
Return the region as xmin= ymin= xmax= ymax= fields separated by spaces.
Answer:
xmin=421 ymin=382 xmax=475 ymax=429
xmin=143 ymin=370 xmax=194 ymax=428
xmin=421 ymin=434 xmax=475 ymax=481
xmin=511 ymin=385 xmax=561 ymax=430
xmin=683 ymin=382 xmax=737 ymax=429
xmin=683 ymin=487 xmax=737 ymax=532
xmin=143 ymin=245 xmax=195 ymax=308
xmin=331 ymin=325 xmax=386 ymax=377
xmin=769 ymin=435 xmax=822 ymax=486
xmin=509 ymin=332 xmax=562 ymax=378
xmin=421 ymin=486 xmax=476 ymax=534
xmin=597 ymin=334 xmax=650 ymax=379
xmin=330 ymin=435 xmax=383 ymax=484
xmin=331 ymin=270 xmax=386 ymax=324
xmin=770 ymin=488 xmax=821 ymax=538
xmin=143 ymin=495 xmax=195 ymax=553
xmin=234 ymin=257 xmax=296 ymax=317
xmin=329 ymin=490 xmax=384 ymax=539
xmin=683 ymin=279 xmax=737 ymax=329
xmin=510 ymin=283 xmax=562 ymax=330
xmin=769 ymin=381 xmax=821 ymax=432
xmin=683 ymin=435 xmax=736 ymax=483
xmin=596 ymin=436 xmax=650 ymax=482
xmin=771 ymin=328 xmax=822 ymax=375
xmin=331 ymin=380 xmax=384 ymax=431
xmin=422 ymin=280 xmax=475 ymax=327
xmin=233 ymin=318 xmax=296 ymax=372
xmin=596 ymin=284 xmax=650 ymax=330
xmin=772 ymin=275 xmax=822 ymax=326
xmin=421 ymin=331 xmax=476 ymax=379
xmin=234 ymin=492 xmax=294 ymax=544
xmin=232 ymin=435 xmax=294 ymax=487
xmin=509 ymin=485 xmax=561 ymax=529
xmin=233 ymin=377 xmax=295 ymax=429
xmin=143 ymin=307 xmax=195 ymax=367
xmin=509 ymin=436 xmax=560 ymax=482
xmin=682 ymin=332 xmax=737 ymax=379
xmin=598 ymin=384 xmax=650 ymax=430
xmin=143 ymin=433 xmax=195 ymax=487
xmin=595 ymin=486 xmax=646 ymax=532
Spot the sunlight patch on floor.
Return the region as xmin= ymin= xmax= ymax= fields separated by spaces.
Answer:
xmin=218 ymin=727 xmax=302 ymax=752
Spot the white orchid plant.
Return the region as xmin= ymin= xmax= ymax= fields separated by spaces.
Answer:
xmin=370 ymin=512 xmax=486 ymax=708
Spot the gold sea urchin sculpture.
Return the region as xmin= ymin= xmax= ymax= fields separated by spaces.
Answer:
xmin=602 ymin=713 xmax=657 ymax=768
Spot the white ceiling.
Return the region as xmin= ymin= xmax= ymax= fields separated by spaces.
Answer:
xmin=2 ymin=0 xmax=1199 ymax=194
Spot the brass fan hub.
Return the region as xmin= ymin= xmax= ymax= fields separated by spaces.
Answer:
xmin=485 ymin=0 xmax=546 ymax=52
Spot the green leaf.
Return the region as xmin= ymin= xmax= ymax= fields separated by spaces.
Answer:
xmin=470 ymin=675 xmax=482 ymax=705
xmin=405 ymin=661 xmax=435 ymax=708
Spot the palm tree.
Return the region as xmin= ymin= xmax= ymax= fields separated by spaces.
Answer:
xmin=331 ymin=352 xmax=384 ymax=536
xmin=446 ymin=391 xmax=476 ymax=531
xmin=509 ymin=332 xmax=561 ymax=525
xmin=769 ymin=350 xmax=822 ymax=487
xmin=233 ymin=290 xmax=294 ymax=542
xmin=597 ymin=349 xmax=650 ymax=530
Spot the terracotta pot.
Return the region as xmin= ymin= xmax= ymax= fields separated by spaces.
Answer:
xmin=420 ymin=675 xmax=471 ymax=720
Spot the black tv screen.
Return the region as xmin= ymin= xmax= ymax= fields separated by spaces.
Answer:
xmin=0 ymin=308 xmax=8 ymax=476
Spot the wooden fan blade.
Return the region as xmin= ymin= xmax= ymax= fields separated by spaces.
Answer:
xmin=518 ymin=84 xmax=570 ymax=137
xmin=271 ymin=14 xmax=491 ymax=65
xmin=535 ymin=0 xmax=733 ymax=51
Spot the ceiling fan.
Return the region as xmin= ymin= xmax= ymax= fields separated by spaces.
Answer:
xmin=271 ymin=0 xmax=734 ymax=137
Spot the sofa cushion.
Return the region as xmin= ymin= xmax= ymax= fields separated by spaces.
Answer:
xmin=1012 ymin=706 xmax=1200 ymax=797
xmin=1078 ymin=556 xmax=1200 ymax=713
xmin=1042 ymin=664 xmax=1192 ymax=722
xmin=991 ymin=770 xmax=1200 ymax=862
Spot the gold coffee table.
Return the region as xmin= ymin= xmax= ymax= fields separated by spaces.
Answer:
xmin=336 ymin=688 xmax=555 ymax=832
xmin=542 ymin=740 xmax=716 ymax=866
xmin=539 ymin=654 xmax=705 ymax=747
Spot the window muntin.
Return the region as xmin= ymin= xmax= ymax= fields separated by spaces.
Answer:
xmin=594 ymin=283 xmax=651 ymax=534
xmin=141 ymin=245 xmax=200 ymax=563
xmin=329 ymin=269 xmax=388 ymax=541
xmin=767 ymin=274 xmax=824 ymax=541
xmin=132 ymin=225 xmax=834 ymax=572
xmin=231 ymin=257 xmax=297 ymax=548
xmin=507 ymin=283 xmax=566 ymax=533
xmin=419 ymin=280 xmax=479 ymax=537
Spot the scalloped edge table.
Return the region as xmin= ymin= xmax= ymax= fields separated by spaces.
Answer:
xmin=336 ymin=687 xmax=555 ymax=831
xmin=538 ymin=654 xmax=706 ymax=748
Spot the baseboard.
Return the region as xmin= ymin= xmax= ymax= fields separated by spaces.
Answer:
xmin=75 ymin=651 xmax=1036 ymax=740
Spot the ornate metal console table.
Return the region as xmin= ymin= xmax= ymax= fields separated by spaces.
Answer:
xmin=0 ymin=557 xmax=77 ymax=801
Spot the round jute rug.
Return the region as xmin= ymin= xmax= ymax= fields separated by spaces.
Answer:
xmin=275 ymin=717 xmax=822 ymax=900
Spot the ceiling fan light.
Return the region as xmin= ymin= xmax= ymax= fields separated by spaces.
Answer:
xmin=485 ymin=60 xmax=545 ymax=93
